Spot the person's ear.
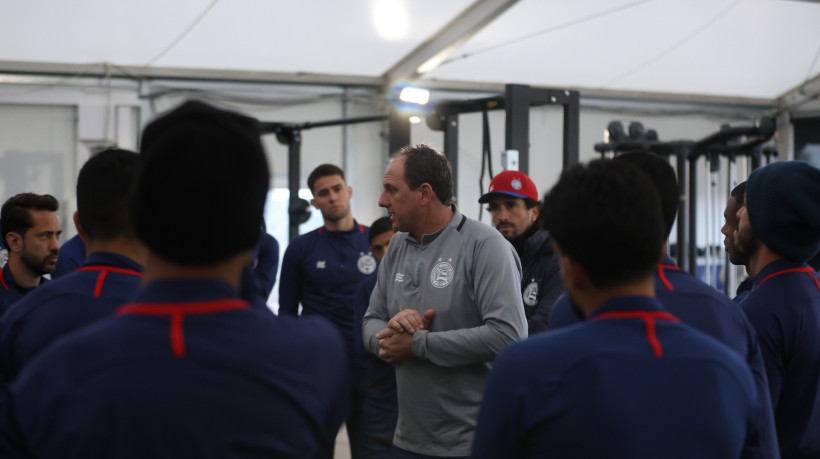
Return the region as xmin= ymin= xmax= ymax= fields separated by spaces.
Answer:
xmin=418 ymin=183 xmax=433 ymax=204
xmin=529 ymin=203 xmax=540 ymax=225
xmin=5 ymin=232 xmax=23 ymax=253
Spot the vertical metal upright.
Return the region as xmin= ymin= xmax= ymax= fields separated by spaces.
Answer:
xmin=286 ymin=130 xmax=302 ymax=242
xmin=443 ymin=115 xmax=459 ymax=201
xmin=562 ymin=91 xmax=580 ymax=168
xmin=505 ymin=84 xmax=531 ymax=173
xmin=388 ymin=110 xmax=411 ymax=157
xmin=688 ymin=152 xmax=699 ymax=276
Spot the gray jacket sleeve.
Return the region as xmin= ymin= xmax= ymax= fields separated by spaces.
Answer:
xmin=411 ymin=234 xmax=527 ymax=367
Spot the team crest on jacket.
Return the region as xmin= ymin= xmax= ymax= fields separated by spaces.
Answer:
xmin=523 ymin=281 xmax=539 ymax=306
xmin=0 ymin=248 xmax=7 ymax=267
xmin=358 ymin=253 xmax=377 ymax=274
xmin=430 ymin=258 xmax=454 ymax=288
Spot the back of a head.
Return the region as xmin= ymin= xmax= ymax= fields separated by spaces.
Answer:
xmin=77 ymin=148 xmax=139 ymax=241
xmin=613 ymin=152 xmax=679 ymax=238
xmin=746 ymin=160 xmax=820 ymax=262
xmin=369 ymin=216 xmax=393 ymax=244
xmin=1 ymin=193 xmax=60 ymax=243
xmin=543 ymin=159 xmax=665 ymax=288
xmin=133 ymin=100 xmax=270 ymax=266
xmin=395 ymin=144 xmax=453 ymax=206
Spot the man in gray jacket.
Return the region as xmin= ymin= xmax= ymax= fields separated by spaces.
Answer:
xmin=363 ymin=144 xmax=527 ymax=458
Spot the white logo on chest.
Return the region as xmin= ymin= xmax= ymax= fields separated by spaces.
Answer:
xmin=358 ymin=253 xmax=377 ymax=274
xmin=395 ymin=273 xmax=404 ymax=282
xmin=316 ymin=261 xmax=326 ymax=269
xmin=430 ymin=258 xmax=454 ymax=288
xmin=0 ymin=248 xmax=7 ymax=268
xmin=523 ymin=281 xmax=539 ymax=306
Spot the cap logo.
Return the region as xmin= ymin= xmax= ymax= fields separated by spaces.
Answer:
xmin=511 ymin=179 xmax=523 ymax=191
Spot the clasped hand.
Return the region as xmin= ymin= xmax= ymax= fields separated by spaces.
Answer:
xmin=376 ymin=309 xmax=434 ymax=363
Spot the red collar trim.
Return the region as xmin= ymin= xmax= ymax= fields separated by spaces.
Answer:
xmin=590 ymin=310 xmax=680 ymax=357
xmin=657 ymin=264 xmax=681 ymax=291
xmin=76 ymin=265 xmax=143 ymax=297
xmin=0 ymin=270 xmax=8 ymax=291
xmin=116 ymin=299 xmax=248 ymax=358
xmin=755 ymin=267 xmax=820 ymax=292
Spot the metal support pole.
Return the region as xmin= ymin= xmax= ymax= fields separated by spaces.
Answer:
xmin=288 ymin=130 xmax=302 ymax=242
xmin=688 ymin=154 xmax=699 ymax=276
xmin=444 ymin=115 xmax=459 ymax=202
xmin=563 ymin=91 xmax=580 ymax=168
xmin=675 ymin=152 xmax=688 ymax=270
xmin=505 ymin=84 xmax=530 ymax=174
xmin=388 ymin=110 xmax=411 ymax=157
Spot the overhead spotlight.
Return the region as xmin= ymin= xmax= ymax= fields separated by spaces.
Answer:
xmin=409 ymin=115 xmax=422 ymax=124
xmin=399 ymin=87 xmax=430 ymax=105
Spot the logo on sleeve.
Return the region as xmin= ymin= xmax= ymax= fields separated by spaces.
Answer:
xmin=523 ymin=280 xmax=539 ymax=306
xmin=430 ymin=258 xmax=454 ymax=288
xmin=358 ymin=253 xmax=377 ymax=274
xmin=316 ymin=261 xmax=326 ymax=269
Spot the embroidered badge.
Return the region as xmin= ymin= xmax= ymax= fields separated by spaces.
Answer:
xmin=523 ymin=281 xmax=539 ymax=306
xmin=430 ymin=258 xmax=454 ymax=288
xmin=511 ymin=179 xmax=523 ymax=190
xmin=0 ymin=248 xmax=7 ymax=268
xmin=358 ymin=253 xmax=377 ymax=274
xmin=395 ymin=273 xmax=404 ymax=282
xmin=316 ymin=261 xmax=326 ymax=269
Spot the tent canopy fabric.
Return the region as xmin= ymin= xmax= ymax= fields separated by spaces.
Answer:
xmin=1 ymin=0 xmax=818 ymax=101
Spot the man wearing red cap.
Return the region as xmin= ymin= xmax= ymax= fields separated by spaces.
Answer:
xmin=479 ymin=170 xmax=563 ymax=334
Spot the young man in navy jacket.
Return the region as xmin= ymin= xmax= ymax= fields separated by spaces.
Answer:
xmin=472 ymin=159 xmax=762 ymax=458
xmin=352 ymin=216 xmax=397 ymax=458
xmin=721 ymin=181 xmax=755 ymax=302
xmin=279 ymin=163 xmax=372 ymax=458
xmin=0 ymin=100 xmax=348 ymax=458
xmin=548 ymin=152 xmax=779 ymax=457
xmin=0 ymin=148 xmax=145 ymax=383
xmin=735 ymin=160 xmax=820 ymax=458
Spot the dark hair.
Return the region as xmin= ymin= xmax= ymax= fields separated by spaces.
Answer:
xmin=1 ymin=193 xmax=60 ymax=245
xmin=394 ymin=144 xmax=453 ymax=206
xmin=543 ymin=159 xmax=665 ymax=289
xmin=133 ymin=100 xmax=269 ymax=266
xmin=730 ymin=181 xmax=746 ymax=206
xmin=523 ymin=197 xmax=539 ymax=210
xmin=369 ymin=216 xmax=394 ymax=244
xmin=613 ymin=152 xmax=679 ymax=238
xmin=77 ymin=148 xmax=139 ymax=241
xmin=307 ymin=164 xmax=346 ymax=193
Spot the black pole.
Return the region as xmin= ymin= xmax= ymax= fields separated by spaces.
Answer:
xmin=444 ymin=114 xmax=459 ymax=202
xmin=563 ymin=91 xmax=580 ymax=168
xmin=288 ymin=130 xmax=302 ymax=242
xmin=505 ymin=84 xmax=530 ymax=174
xmin=676 ymin=151 xmax=687 ymax=270
xmin=688 ymin=153 xmax=699 ymax=276
xmin=388 ymin=110 xmax=411 ymax=157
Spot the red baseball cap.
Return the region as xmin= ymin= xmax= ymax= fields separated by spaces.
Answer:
xmin=478 ymin=170 xmax=539 ymax=203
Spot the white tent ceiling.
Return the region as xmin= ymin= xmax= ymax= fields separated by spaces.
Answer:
xmin=1 ymin=0 xmax=819 ymax=104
